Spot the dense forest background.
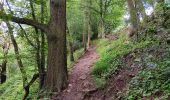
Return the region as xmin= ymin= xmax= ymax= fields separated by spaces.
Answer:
xmin=0 ymin=0 xmax=170 ymax=99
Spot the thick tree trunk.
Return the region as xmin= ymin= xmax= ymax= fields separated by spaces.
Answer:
xmin=46 ymin=34 xmax=68 ymax=91
xmin=1 ymin=0 xmax=68 ymax=93
xmin=45 ymin=0 xmax=68 ymax=92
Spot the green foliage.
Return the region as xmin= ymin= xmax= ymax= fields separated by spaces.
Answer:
xmin=1 ymin=0 xmax=170 ymax=99
xmin=155 ymin=2 xmax=165 ymax=18
xmin=92 ymin=34 xmax=151 ymax=80
xmin=125 ymin=45 xmax=170 ymax=99
xmin=67 ymin=0 xmax=84 ymax=42
xmin=67 ymin=48 xmax=84 ymax=70
xmin=0 ymin=75 xmax=39 ymax=100
xmin=93 ymin=77 xmax=106 ymax=88
xmin=146 ymin=25 xmax=157 ymax=34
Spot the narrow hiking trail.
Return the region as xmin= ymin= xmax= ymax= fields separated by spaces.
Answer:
xmin=52 ymin=36 xmax=140 ymax=100
xmin=54 ymin=46 xmax=99 ymax=100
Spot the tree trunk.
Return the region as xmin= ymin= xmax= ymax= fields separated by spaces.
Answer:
xmin=87 ymin=24 xmax=91 ymax=48
xmin=127 ymin=0 xmax=139 ymax=38
xmin=83 ymin=32 xmax=87 ymax=52
xmin=101 ymin=19 xmax=105 ymax=38
xmin=29 ymin=0 xmax=46 ymax=89
xmin=0 ymin=0 xmax=68 ymax=93
xmin=45 ymin=0 xmax=68 ymax=92
xmin=86 ymin=0 xmax=92 ymax=48
xmin=66 ymin=25 xmax=74 ymax=62
xmin=6 ymin=21 xmax=29 ymax=100
xmin=157 ymin=0 xmax=164 ymax=3
xmin=40 ymin=0 xmax=46 ymax=89
xmin=98 ymin=19 xmax=105 ymax=38
xmin=83 ymin=11 xmax=87 ymax=52
xmin=98 ymin=0 xmax=105 ymax=38
xmin=137 ymin=0 xmax=148 ymax=25
xmin=0 ymin=45 xmax=9 ymax=84
xmin=69 ymin=41 xmax=74 ymax=62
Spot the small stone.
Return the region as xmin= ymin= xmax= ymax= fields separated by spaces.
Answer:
xmin=80 ymin=75 xmax=87 ymax=80
xmin=118 ymin=75 xmax=122 ymax=78
xmin=82 ymin=81 xmax=92 ymax=87
xmin=67 ymin=89 xmax=71 ymax=93
xmin=68 ymin=84 xmax=72 ymax=87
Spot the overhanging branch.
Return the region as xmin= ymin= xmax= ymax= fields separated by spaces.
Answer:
xmin=11 ymin=16 xmax=47 ymax=32
xmin=0 ymin=12 xmax=47 ymax=32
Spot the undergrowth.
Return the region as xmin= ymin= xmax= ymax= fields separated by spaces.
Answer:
xmin=67 ymin=48 xmax=84 ymax=70
xmin=0 ymin=48 xmax=84 ymax=99
xmin=0 ymin=75 xmax=39 ymax=100
xmin=125 ymin=45 xmax=170 ymax=99
xmin=92 ymin=34 xmax=152 ymax=87
xmin=93 ymin=27 xmax=170 ymax=99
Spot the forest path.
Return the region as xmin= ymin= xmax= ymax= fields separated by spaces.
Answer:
xmin=54 ymin=46 xmax=99 ymax=100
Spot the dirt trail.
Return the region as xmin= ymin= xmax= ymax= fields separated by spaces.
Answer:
xmin=54 ymin=46 xmax=99 ymax=100
xmin=53 ymin=38 xmax=139 ymax=100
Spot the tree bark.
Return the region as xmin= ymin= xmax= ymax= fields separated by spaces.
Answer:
xmin=101 ymin=19 xmax=105 ymax=38
xmin=83 ymin=31 xmax=87 ymax=52
xmin=45 ymin=0 xmax=68 ymax=92
xmin=40 ymin=0 xmax=46 ymax=89
xmin=69 ymin=41 xmax=74 ymax=62
xmin=66 ymin=26 xmax=74 ymax=62
xmin=87 ymin=24 xmax=91 ymax=48
xmin=83 ymin=7 xmax=87 ymax=52
xmin=0 ymin=13 xmax=47 ymax=32
xmin=29 ymin=0 xmax=44 ymax=89
xmin=86 ymin=0 xmax=92 ymax=48
xmin=137 ymin=0 xmax=148 ymax=25
xmin=98 ymin=0 xmax=105 ymax=38
xmin=127 ymin=0 xmax=139 ymax=37
xmin=0 ymin=0 xmax=68 ymax=93
xmin=0 ymin=43 xmax=9 ymax=84
xmin=0 ymin=51 xmax=8 ymax=84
